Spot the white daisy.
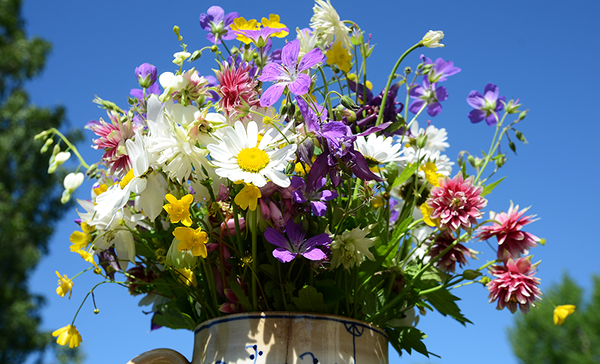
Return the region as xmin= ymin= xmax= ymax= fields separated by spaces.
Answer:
xmin=310 ymin=0 xmax=352 ymax=50
xmin=354 ymin=134 xmax=404 ymax=168
xmin=207 ymin=120 xmax=297 ymax=188
xmin=408 ymin=121 xmax=450 ymax=152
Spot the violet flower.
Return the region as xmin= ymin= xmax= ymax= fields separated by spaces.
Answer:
xmin=291 ymin=176 xmax=337 ymax=217
xmin=265 ymin=220 xmax=330 ymax=263
xmin=467 ymin=83 xmax=506 ymax=126
xmin=421 ymin=55 xmax=461 ymax=84
xmin=135 ymin=63 xmax=157 ymax=88
xmin=199 ymin=6 xmax=238 ymax=44
xmin=350 ymin=82 xmax=404 ymax=135
xmin=408 ymin=78 xmax=448 ymax=117
xmin=258 ymin=39 xmax=324 ymax=107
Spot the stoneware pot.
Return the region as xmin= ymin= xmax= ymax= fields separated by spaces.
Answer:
xmin=127 ymin=311 xmax=389 ymax=364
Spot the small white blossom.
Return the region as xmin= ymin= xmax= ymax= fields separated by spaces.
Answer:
xmin=330 ymin=225 xmax=377 ymax=271
xmin=421 ymin=30 xmax=445 ymax=48
xmin=61 ymin=172 xmax=84 ymax=204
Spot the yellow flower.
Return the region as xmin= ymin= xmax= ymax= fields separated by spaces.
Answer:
xmin=234 ymin=183 xmax=262 ymax=211
xmin=421 ymin=30 xmax=445 ymax=48
xmin=420 ymin=162 xmax=444 ymax=187
xmin=69 ymin=222 xmax=95 ymax=252
xmin=230 ymin=17 xmax=260 ymax=44
xmin=347 ymin=73 xmax=373 ymax=90
xmin=553 ymin=304 xmax=576 ymax=325
xmin=163 ymin=194 xmax=194 ymax=226
xmin=420 ymin=202 xmax=439 ymax=227
xmin=173 ymin=226 xmax=209 ymax=258
xmin=76 ymin=249 xmax=99 ymax=269
xmin=372 ymin=195 xmax=384 ymax=209
xmin=176 ymin=267 xmax=197 ymax=287
xmin=55 ymin=271 xmax=73 ymax=299
xmin=261 ymin=14 xmax=288 ymax=38
xmin=294 ymin=161 xmax=311 ymax=176
xmin=118 ymin=168 xmax=135 ymax=189
xmin=326 ymin=41 xmax=352 ymax=73
xmin=52 ymin=324 xmax=82 ymax=348
xmin=93 ymin=183 xmax=108 ymax=196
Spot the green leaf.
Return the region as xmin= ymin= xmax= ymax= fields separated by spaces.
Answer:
xmin=481 ymin=176 xmax=506 ymax=197
xmin=154 ymin=302 xmax=197 ymax=330
xmin=229 ymin=280 xmax=253 ymax=312
xmin=386 ymin=326 xmax=430 ymax=357
xmin=391 ymin=162 xmax=419 ymax=189
xmin=425 ymin=287 xmax=472 ymax=325
xmin=291 ymin=285 xmax=333 ymax=313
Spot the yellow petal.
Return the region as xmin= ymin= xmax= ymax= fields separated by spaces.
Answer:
xmin=553 ymin=304 xmax=576 ymax=325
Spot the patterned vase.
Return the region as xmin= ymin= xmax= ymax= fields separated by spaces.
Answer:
xmin=127 ymin=312 xmax=389 ymax=364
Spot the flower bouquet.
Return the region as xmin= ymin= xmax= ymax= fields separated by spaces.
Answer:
xmin=40 ymin=0 xmax=554 ymax=358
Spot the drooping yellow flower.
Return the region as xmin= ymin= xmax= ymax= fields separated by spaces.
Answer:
xmin=176 ymin=267 xmax=197 ymax=287
xmin=420 ymin=202 xmax=439 ymax=227
xmin=173 ymin=226 xmax=209 ymax=258
xmin=163 ymin=194 xmax=194 ymax=226
xmin=553 ymin=304 xmax=576 ymax=325
xmin=261 ymin=14 xmax=289 ymax=38
xmin=420 ymin=162 xmax=444 ymax=187
xmin=52 ymin=324 xmax=82 ymax=348
xmin=230 ymin=17 xmax=260 ymax=44
xmin=234 ymin=183 xmax=262 ymax=211
xmin=76 ymin=249 xmax=99 ymax=269
xmin=326 ymin=41 xmax=352 ymax=73
xmin=69 ymin=222 xmax=95 ymax=252
xmin=55 ymin=271 xmax=74 ymax=299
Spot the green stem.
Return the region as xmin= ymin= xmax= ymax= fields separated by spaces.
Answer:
xmin=49 ymin=128 xmax=90 ymax=170
xmin=317 ymin=66 xmax=333 ymax=119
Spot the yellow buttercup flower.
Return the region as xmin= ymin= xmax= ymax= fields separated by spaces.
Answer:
xmin=553 ymin=304 xmax=576 ymax=325
xmin=173 ymin=226 xmax=209 ymax=258
xmin=230 ymin=17 xmax=260 ymax=44
xmin=420 ymin=162 xmax=444 ymax=187
xmin=52 ymin=324 xmax=82 ymax=348
xmin=326 ymin=41 xmax=352 ymax=73
xmin=420 ymin=202 xmax=439 ymax=227
xmin=76 ymin=249 xmax=99 ymax=269
xmin=69 ymin=222 xmax=95 ymax=252
xmin=234 ymin=183 xmax=262 ymax=211
xmin=163 ymin=194 xmax=194 ymax=226
xmin=55 ymin=271 xmax=74 ymax=299
xmin=261 ymin=14 xmax=289 ymax=38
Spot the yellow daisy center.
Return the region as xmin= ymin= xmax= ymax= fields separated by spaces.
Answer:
xmin=237 ymin=147 xmax=270 ymax=173
xmin=119 ymin=169 xmax=135 ymax=189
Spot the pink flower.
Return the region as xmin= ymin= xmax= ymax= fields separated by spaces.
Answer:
xmin=427 ymin=173 xmax=487 ymax=232
xmin=428 ymin=231 xmax=474 ymax=272
xmin=487 ymin=256 xmax=542 ymax=313
xmin=214 ymin=61 xmax=259 ymax=121
xmin=86 ymin=111 xmax=135 ymax=178
xmin=476 ymin=203 xmax=540 ymax=259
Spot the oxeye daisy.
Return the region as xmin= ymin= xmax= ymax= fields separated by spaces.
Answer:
xmin=207 ymin=121 xmax=297 ymax=188
xmin=354 ymin=134 xmax=403 ymax=170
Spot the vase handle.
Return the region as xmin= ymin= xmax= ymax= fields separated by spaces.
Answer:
xmin=127 ymin=348 xmax=190 ymax=364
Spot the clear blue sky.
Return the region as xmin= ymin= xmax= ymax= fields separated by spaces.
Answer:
xmin=22 ymin=0 xmax=600 ymax=363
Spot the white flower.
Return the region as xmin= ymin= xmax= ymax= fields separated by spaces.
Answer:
xmin=421 ymin=30 xmax=445 ymax=48
xmin=408 ymin=121 xmax=450 ymax=152
xmin=399 ymin=148 xmax=453 ymax=178
xmin=354 ymin=134 xmax=404 ymax=168
xmin=296 ymin=27 xmax=319 ymax=58
xmin=172 ymin=51 xmax=191 ymax=66
xmin=61 ymin=172 xmax=84 ymax=204
xmin=330 ymin=225 xmax=377 ymax=271
xmin=48 ymin=151 xmax=71 ymax=174
xmin=207 ymin=120 xmax=297 ymax=188
xmin=310 ymin=0 xmax=352 ymax=50
xmin=159 ymin=72 xmax=187 ymax=101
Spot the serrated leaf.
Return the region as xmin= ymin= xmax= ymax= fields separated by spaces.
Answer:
xmin=481 ymin=177 xmax=506 ymax=197
xmin=425 ymin=287 xmax=472 ymax=325
xmin=386 ymin=327 xmax=430 ymax=357
xmin=154 ymin=302 xmax=197 ymax=330
xmin=291 ymin=285 xmax=333 ymax=313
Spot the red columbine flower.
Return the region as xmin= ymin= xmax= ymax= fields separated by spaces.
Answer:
xmin=428 ymin=231 xmax=474 ymax=272
xmin=214 ymin=61 xmax=259 ymax=121
xmin=487 ymin=256 xmax=542 ymax=313
xmin=427 ymin=173 xmax=487 ymax=232
xmin=476 ymin=202 xmax=540 ymax=259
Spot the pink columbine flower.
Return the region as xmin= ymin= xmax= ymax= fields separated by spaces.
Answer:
xmin=476 ymin=203 xmax=540 ymax=259
xmin=427 ymin=173 xmax=487 ymax=232
xmin=86 ymin=111 xmax=136 ymax=178
xmin=214 ymin=61 xmax=260 ymax=121
xmin=487 ymin=256 xmax=542 ymax=313
xmin=427 ymin=231 xmax=474 ymax=272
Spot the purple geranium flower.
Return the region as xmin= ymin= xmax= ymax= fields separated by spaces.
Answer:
xmin=408 ymin=78 xmax=448 ymax=117
xmin=467 ymin=83 xmax=506 ymax=126
xmin=258 ymin=39 xmax=324 ymax=107
xmin=420 ymin=55 xmax=461 ymax=84
xmin=349 ymin=82 xmax=404 ymax=135
xmin=265 ymin=220 xmax=330 ymax=263
xmin=199 ymin=6 xmax=238 ymax=44
xmin=291 ymin=176 xmax=337 ymax=217
xmin=135 ymin=63 xmax=157 ymax=88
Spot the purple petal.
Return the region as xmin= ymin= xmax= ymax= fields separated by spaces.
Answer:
xmin=409 ymin=85 xmax=426 ymax=98
xmin=206 ymin=6 xmax=225 ymax=23
xmin=426 ymin=102 xmax=442 ymax=117
xmin=264 ymin=227 xmax=291 ymax=249
xmin=130 ymin=88 xmax=143 ymax=99
xmin=303 ymin=233 xmax=331 ymax=248
xmin=466 ymin=91 xmax=484 ymax=109
xmin=258 ymin=63 xmax=284 ymax=82
xmin=292 ymin=190 xmax=307 ymax=204
xmin=260 ymin=83 xmax=286 ymax=107
xmin=495 ymin=96 xmax=506 ymax=111
xmin=223 ymin=11 xmax=239 ymax=27
xmin=273 ymin=248 xmax=296 ymax=263
xmin=285 ymin=220 xmax=306 ymax=246
xmin=288 ymin=73 xmax=311 ymax=95
xmin=300 ymin=247 xmax=327 ymax=261
xmin=409 ymin=99 xmax=426 ymax=114
xmin=468 ymin=109 xmax=486 ymax=123
xmin=298 ymin=48 xmax=324 ymax=71
xmin=485 ymin=112 xmax=499 ymax=126
xmin=281 ymin=39 xmax=300 ymax=69
xmin=351 ymin=152 xmax=383 ymax=182
xmin=358 ymin=122 xmax=391 ymax=136
xmin=320 ymin=190 xmax=337 ymax=201
xmin=310 ymin=201 xmax=327 ymax=217
xmin=483 ymin=83 xmax=499 ymax=102
xmin=199 ymin=13 xmax=212 ymax=31
xmin=435 ymin=85 xmax=448 ymax=102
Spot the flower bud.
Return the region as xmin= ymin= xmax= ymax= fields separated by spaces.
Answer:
xmin=416 ymin=134 xmax=428 ymax=149
xmin=509 ymin=141 xmax=516 ymax=154
xmin=421 ymin=30 xmax=445 ymax=48
xmin=93 ymin=308 xmax=100 ymax=314
xmin=404 ymin=67 xmax=412 ymax=75
xmin=495 ymin=154 xmax=507 ymax=167
xmin=173 ymin=25 xmax=183 ymax=41
xmin=40 ymin=138 xmax=54 ymax=153
xmin=462 ymin=269 xmax=482 ymax=280
xmin=135 ymin=63 xmax=157 ymax=88
xmin=467 ymin=155 xmax=476 ymax=168
xmin=210 ymin=45 xmax=218 ymax=53
xmin=172 ymin=51 xmax=191 ymax=66
xmin=480 ymin=276 xmax=491 ymax=286
xmin=518 ymin=110 xmax=528 ymax=121
xmin=34 ymin=130 xmax=50 ymax=140
xmin=48 ymin=151 xmax=71 ymax=174
xmin=190 ymin=50 xmax=202 ymax=62
xmin=516 ymin=131 xmax=528 ymax=144
xmin=340 ymin=95 xmax=359 ymax=110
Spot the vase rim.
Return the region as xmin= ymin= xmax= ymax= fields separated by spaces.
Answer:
xmin=194 ymin=311 xmax=388 ymax=339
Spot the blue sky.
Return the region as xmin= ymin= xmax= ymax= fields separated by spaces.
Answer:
xmin=21 ymin=0 xmax=600 ymax=363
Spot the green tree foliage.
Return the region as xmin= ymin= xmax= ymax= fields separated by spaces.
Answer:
xmin=0 ymin=0 xmax=82 ymax=362
xmin=508 ymin=273 xmax=600 ymax=364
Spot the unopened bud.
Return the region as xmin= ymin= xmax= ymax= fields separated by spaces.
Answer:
xmin=93 ymin=268 xmax=102 ymax=275
xmin=404 ymin=67 xmax=412 ymax=75
xmin=231 ymin=47 xmax=239 ymax=55
xmin=173 ymin=26 xmax=183 ymax=41
xmin=480 ymin=276 xmax=492 ymax=286
xmin=416 ymin=134 xmax=428 ymax=149
xmin=495 ymin=154 xmax=507 ymax=167
xmin=509 ymin=141 xmax=516 ymax=154
xmin=287 ymin=103 xmax=296 ymax=118
xmin=340 ymin=95 xmax=359 ymax=110
xmin=52 ymin=144 xmax=61 ymax=156
xmin=34 ymin=130 xmax=50 ymax=140
xmin=40 ymin=138 xmax=53 ymax=153
xmin=467 ymin=155 xmax=476 ymax=168
xmin=462 ymin=269 xmax=482 ymax=280
xmin=190 ymin=50 xmax=202 ymax=61
xmin=280 ymin=103 xmax=289 ymax=116
xmin=93 ymin=308 xmax=100 ymax=314
xmin=210 ymin=45 xmax=218 ymax=53
xmin=516 ymin=131 xmax=528 ymax=144
xmin=518 ymin=110 xmax=528 ymax=121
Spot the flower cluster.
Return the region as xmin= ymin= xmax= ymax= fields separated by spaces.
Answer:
xmin=37 ymin=1 xmax=559 ymax=357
